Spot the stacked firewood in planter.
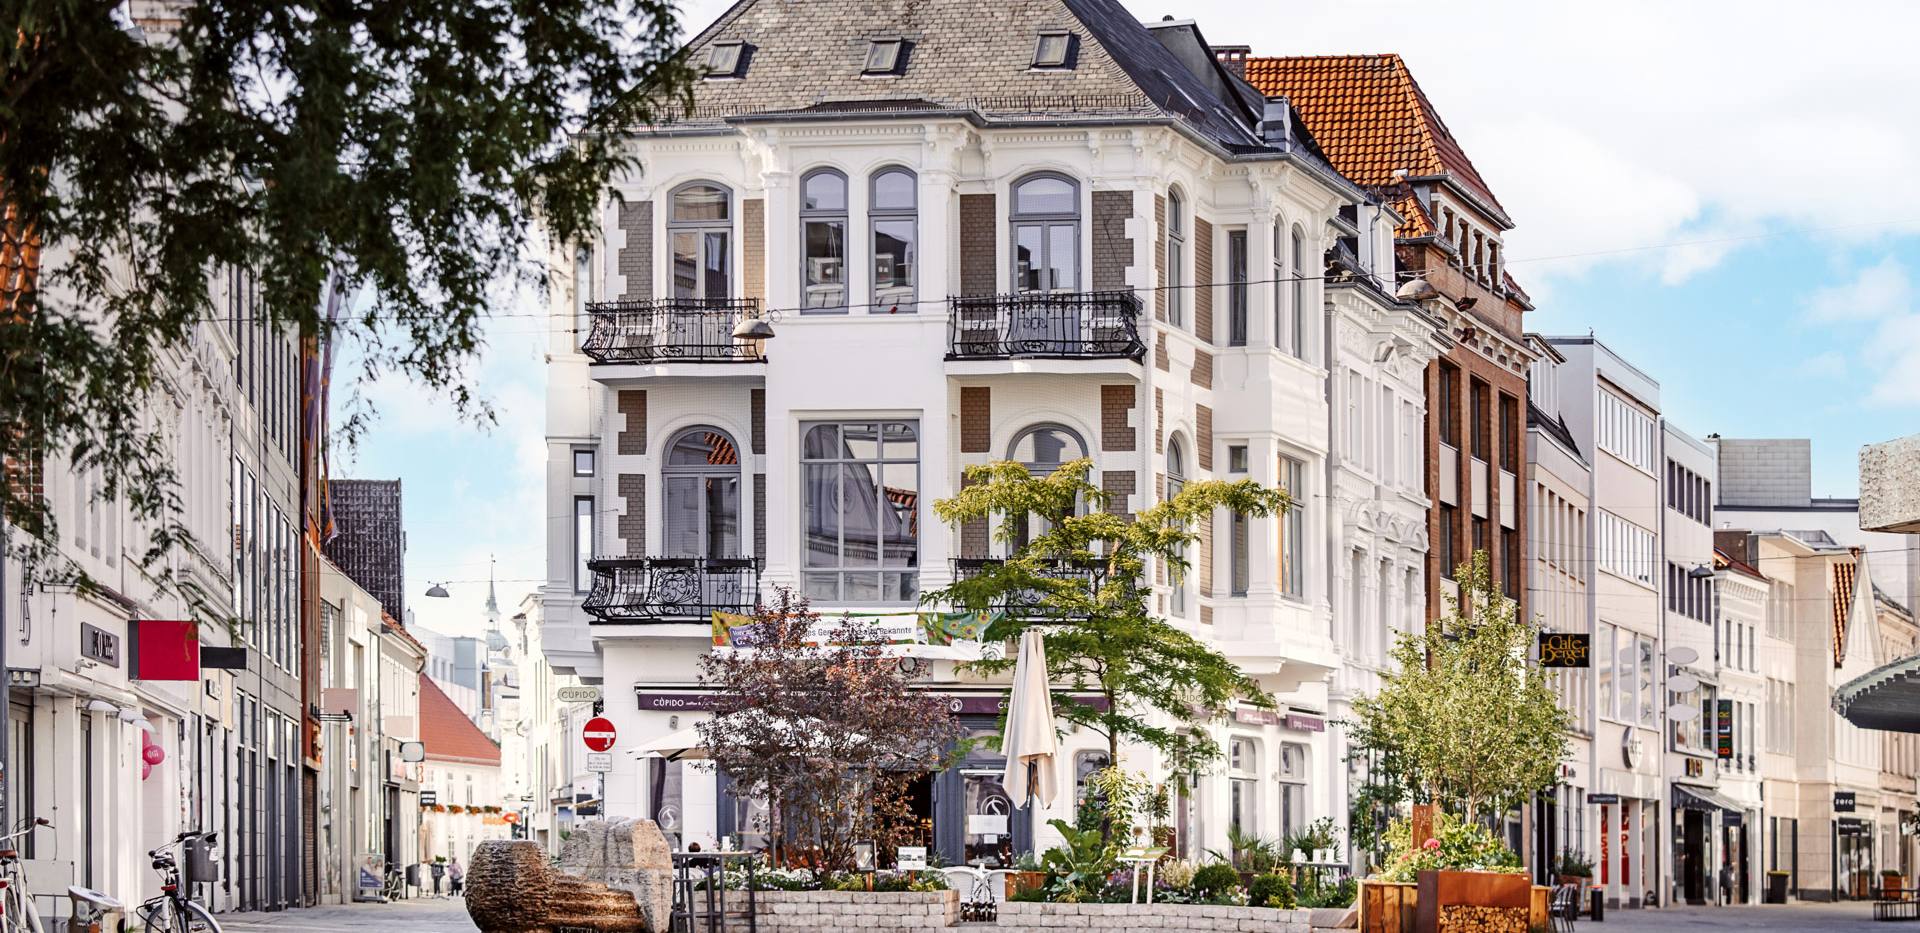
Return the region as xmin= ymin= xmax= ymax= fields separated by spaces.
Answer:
xmin=1435 ymin=904 xmax=1527 ymax=933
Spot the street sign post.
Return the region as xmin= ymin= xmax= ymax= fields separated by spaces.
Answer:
xmin=582 ymin=717 xmax=618 ymax=752
xmin=585 ymin=752 xmax=612 ymax=772
xmin=558 ymin=685 xmax=602 ymax=704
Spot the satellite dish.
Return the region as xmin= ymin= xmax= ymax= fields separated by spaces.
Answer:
xmin=1668 ymin=673 xmax=1701 ymax=694
xmin=1668 ymin=704 xmax=1701 ymax=722
xmin=399 ymin=741 xmax=426 ymax=763
xmin=1669 ymin=646 xmax=1700 ymax=667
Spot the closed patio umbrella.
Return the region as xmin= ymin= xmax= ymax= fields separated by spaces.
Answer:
xmin=1002 ymin=629 xmax=1059 ymax=809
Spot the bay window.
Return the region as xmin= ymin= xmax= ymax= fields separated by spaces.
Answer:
xmin=801 ymin=420 xmax=919 ymax=603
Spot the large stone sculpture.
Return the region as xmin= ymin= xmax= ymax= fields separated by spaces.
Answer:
xmin=465 ymin=818 xmax=675 ymax=933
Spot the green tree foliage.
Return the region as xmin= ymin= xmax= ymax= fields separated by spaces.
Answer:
xmin=925 ymin=458 xmax=1288 ymax=780
xmin=1348 ymin=551 xmax=1570 ymax=824
xmin=0 ymin=0 xmax=693 ymax=592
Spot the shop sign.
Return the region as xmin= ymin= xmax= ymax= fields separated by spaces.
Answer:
xmin=558 ymin=686 xmax=602 ymax=704
xmin=1539 ymin=632 xmax=1590 ymax=668
xmin=1235 ymin=707 xmax=1278 ymax=726
xmin=420 ymin=790 xmax=438 ymax=806
xmin=80 ymin=623 xmax=121 ymax=667
xmin=1684 ymin=757 xmax=1706 ymax=778
xmin=1838 ymin=817 xmax=1870 ymax=836
xmin=1836 ymin=791 xmax=1857 ymax=812
xmin=635 ymin=688 xmax=1111 ymax=716
xmin=637 ymin=691 xmax=721 ymax=711
xmin=1284 ymin=713 xmax=1326 ymax=733
xmin=1716 ymin=700 xmax=1735 ymax=760
xmin=130 ymin=619 xmax=199 ymax=681
xmin=1588 ymin=794 xmax=1621 ymax=805
xmin=896 ymin=846 xmax=928 ymax=870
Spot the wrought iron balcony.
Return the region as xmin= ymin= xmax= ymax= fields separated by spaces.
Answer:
xmin=581 ymin=556 xmax=760 ymax=623
xmin=947 ymin=291 xmax=1146 ymax=361
xmin=579 ymin=298 xmax=765 ymax=364
xmin=949 ymin=557 xmax=1109 ymax=619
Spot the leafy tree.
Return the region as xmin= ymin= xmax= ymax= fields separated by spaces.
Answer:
xmin=0 ymin=0 xmax=693 ymax=592
xmin=925 ymin=458 xmax=1288 ymax=798
xmin=1347 ymin=551 xmax=1569 ymax=824
xmin=696 ymin=589 xmax=963 ymax=880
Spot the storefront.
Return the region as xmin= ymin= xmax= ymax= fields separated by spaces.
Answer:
xmin=1838 ymin=815 xmax=1877 ymax=900
xmin=1671 ymin=783 xmax=1743 ymax=905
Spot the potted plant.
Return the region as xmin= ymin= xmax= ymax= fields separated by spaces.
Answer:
xmin=1554 ymin=848 xmax=1594 ymax=886
xmin=1884 ymin=868 xmax=1904 ymax=899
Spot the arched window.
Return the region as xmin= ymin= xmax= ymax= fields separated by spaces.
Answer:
xmin=1010 ymin=173 xmax=1079 ymax=294
xmin=1165 ymin=189 xmax=1185 ymax=326
xmin=1007 ymin=424 xmax=1088 ymax=550
xmin=1166 ymin=437 xmax=1187 ymax=617
xmin=870 ymin=167 xmax=917 ymax=310
xmin=1272 ymin=219 xmax=1286 ymax=352
xmin=669 ymin=182 xmax=732 ymax=302
xmin=1289 ymin=224 xmax=1307 ymax=361
xmin=662 ymin=427 xmax=742 ymax=559
xmin=800 ymin=169 xmax=849 ymax=310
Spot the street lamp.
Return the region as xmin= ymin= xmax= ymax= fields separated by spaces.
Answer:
xmin=424 ymin=582 xmax=450 ymax=598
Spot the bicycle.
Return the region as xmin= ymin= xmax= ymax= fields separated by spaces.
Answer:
xmin=133 ymin=831 xmax=221 ymax=933
xmin=0 ymin=816 xmax=54 ymax=933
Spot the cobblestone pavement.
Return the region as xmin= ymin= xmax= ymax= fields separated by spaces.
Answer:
xmin=1600 ymin=900 xmax=1878 ymax=930
xmin=210 ymin=896 xmax=477 ymax=933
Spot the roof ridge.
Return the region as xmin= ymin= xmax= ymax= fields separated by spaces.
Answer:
xmin=1384 ymin=56 xmax=1446 ymax=194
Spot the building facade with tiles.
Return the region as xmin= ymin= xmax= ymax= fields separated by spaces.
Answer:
xmin=534 ymin=0 xmax=1432 ymax=866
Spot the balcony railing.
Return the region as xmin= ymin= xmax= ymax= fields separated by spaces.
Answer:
xmin=581 ymin=556 xmax=760 ymax=623
xmin=579 ymin=298 xmax=765 ymax=364
xmin=949 ymin=557 xmax=1110 ymax=618
xmin=947 ymin=291 xmax=1146 ymax=361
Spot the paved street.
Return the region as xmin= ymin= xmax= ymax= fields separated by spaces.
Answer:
xmin=1601 ymin=901 xmax=1880 ymax=931
xmin=214 ymin=898 xmax=477 ymax=933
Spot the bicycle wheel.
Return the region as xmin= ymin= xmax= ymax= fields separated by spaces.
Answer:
xmin=139 ymin=899 xmax=176 ymax=933
xmin=182 ymin=901 xmax=221 ymax=933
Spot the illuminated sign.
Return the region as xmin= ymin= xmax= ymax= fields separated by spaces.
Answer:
xmin=1539 ymin=633 xmax=1591 ymax=668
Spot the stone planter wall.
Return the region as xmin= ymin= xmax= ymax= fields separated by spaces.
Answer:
xmin=751 ymin=889 xmax=960 ymax=931
xmin=997 ymin=902 xmax=1326 ymax=930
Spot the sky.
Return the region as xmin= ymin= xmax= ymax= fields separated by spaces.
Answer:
xmin=335 ymin=0 xmax=1920 ymax=638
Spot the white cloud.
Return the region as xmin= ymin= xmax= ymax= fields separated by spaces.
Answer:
xmin=1805 ymin=256 xmax=1911 ymax=322
xmin=1797 ymin=350 xmax=1848 ymax=379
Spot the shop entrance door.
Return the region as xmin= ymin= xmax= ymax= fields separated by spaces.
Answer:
xmin=933 ymin=722 xmax=1032 ymax=868
xmin=1682 ymin=809 xmax=1707 ymax=904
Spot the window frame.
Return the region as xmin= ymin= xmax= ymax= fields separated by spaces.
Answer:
xmin=869 ymin=166 xmax=918 ymax=311
xmin=661 ymin=426 xmax=745 ymax=560
xmin=573 ymin=496 xmax=595 ymax=594
xmin=1288 ymin=225 xmax=1308 ymax=360
xmin=1279 ymin=455 xmax=1305 ymax=599
xmin=799 ymin=419 xmax=922 ymax=605
xmin=1009 ymin=172 xmax=1081 ymax=294
xmin=667 ymin=181 xmax=734 ymax=302
xmin=1031 ymin=31 xmax=1073 ymax=69
xmin=862 ymin=38 xmax=905 ymax=75
xmin=1166 ymin=436 xmax=1188 ymax=617
xmin=798 ymin=168 xmax=851 ymax=312
xmin=1165 ymin=189 xmax=1186 ymax=327
xmin=705 ymin=41 xmax=745 ymax=78
xmin=1227 ymin=228 xmax=1249 ymax=346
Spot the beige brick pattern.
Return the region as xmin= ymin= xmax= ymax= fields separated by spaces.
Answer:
xmin=1196 ymin=403 xmax=1213 ymax=470
xmin=1194 ymin=216 xmax=1213 ymax=342
xmin=1101 ymin=470 xmax=1135 ymax=518
xmin=1099 ymin=384 xmax=1135 ymax=452
xmin=959 ymin=194 xmax=997 ymax=297
xmin=618 ymin=474 xmax=645 ymax=556
xmin=1198 ymin=514 xmax=1213 ymax=596
xmin=750 ymin=389 xmax=766 ymax=454
xmin=742 ymin=198 xmax=766 ymax=307
xmin=618 ymin=200 xmax=652 ymax=301
xmin=753 ymin=473 xmax=766 ymax=559
xmin=617 ymin=390 xmax=648 ymax=455
xmin=1200 ymin=604 xmax=1213 ymax=626
xmin=1154 ymin=389 xmax=1164 ymax=454
xmin=1091 ymin=190 xmax=1132 ymax=291
xmin=960 ymin=472 xmax=988 ymax=558
xmin=1155 ymin=331 xmax=1170 ymax=371
xmin=960 ymin=386 xmax=991 ymax=453
xmin=1191 ymin=348 xmax=1213 ymax=389
xmin=1153 ymin=194 xmax=1167 ymax=320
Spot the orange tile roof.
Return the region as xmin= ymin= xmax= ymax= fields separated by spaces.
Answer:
xmin=419 ymin=675 xmax=501 ymax=765
xmin=1243 ymin=54 xmax=1509 ymax=230
xmin=1834 ymin=558 xmax=1858 ymax=667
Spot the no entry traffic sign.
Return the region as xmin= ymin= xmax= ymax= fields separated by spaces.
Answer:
xmin=582 ymin=716 xmax=618 ymax=752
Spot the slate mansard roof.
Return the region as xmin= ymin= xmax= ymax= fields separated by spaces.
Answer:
xmin=658 ymin=0 xmax=1351 ymax=182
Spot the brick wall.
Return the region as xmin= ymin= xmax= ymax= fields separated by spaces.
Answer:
xmin=1196 ymin=403 xmax=1213 ymax=470
xmin=1425 ymin=347 xmax=1530 ymax=625
xmin=1194 ymin=216 xmax=1213 ymax=342
xmin=960 ymin=387 xmax=991 ymax=453
xmin=742 ymin=198 xmax=766 ymax=307
xmin=1154 ymin=388 xmax=1164 ymax=454
xmin=617 ymin=390 xmax=648 ymax=455
xmin=618 ymin=200 xmax=652 ymax=301
xmin=1101 ymin=470 xmax=1135 ymax=519
xmin=959 ymin=194 xmax=996 ymax=296
xmin=1155 ymin=331 xmax=1170 ymax=371
xmin=618 ymin=474 xmax=645 ymax=556
xmin=1099 ymin=384 xmax=1135 ymax=451
xmin=753 ymin=473 xmax=766 ymax=559
xmin=960 ymin=472 xmax=988 ymax=558
xmin=1091 ymin=190 xmax=1132 ymax=291
xmin=1153 ymin=194 xmax=1167 ymax=320
xmin=750 ymin=389 xmax=766 ymax=454
xmin=1191 ymin=348 xmax=1213 ymax=389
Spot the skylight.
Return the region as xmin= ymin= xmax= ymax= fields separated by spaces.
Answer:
xmin=706 ymin=41 xmax=745 ymax=79
xmin=863 ymin=38 xmax=905 ymax=76
xmin=1032 ymin=31 xmax=1072 ymax=69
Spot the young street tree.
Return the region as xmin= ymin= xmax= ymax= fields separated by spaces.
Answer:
xmin=697 ymin=590 xmax=963 ymax=878
xmin=924 ymin=458 xmax=1288 ymax=783
xmin=1348 ymin=550 xmax=1570 ymax=824
xmin=1 ymin=0 xmax=693 ymax=590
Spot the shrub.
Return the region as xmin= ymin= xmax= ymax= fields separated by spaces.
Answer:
xmin=1248 ymin=873 xmax=1296 ymax=909
xmin=1298 ymin=876 xmax=1356 ymax=909
xmin=1040 ymin=819 xmax=1119 ymax=902
xmin=1189 ymin=862 xmax=1243 ymax=903
xmin=1555 ymin=848 xmax=1595 ymax=878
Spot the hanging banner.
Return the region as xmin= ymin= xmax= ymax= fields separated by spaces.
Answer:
xmin=1716 ymin=700 xmax=1735 ymax=760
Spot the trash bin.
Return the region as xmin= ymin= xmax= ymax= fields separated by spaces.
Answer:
xmin=405 ymin=862 xmax=423 ymax=892
xmin=1765 ymin=872 xmax=1789 ymax=904
xmin=183 ymin=835 xmax=221 ymax=885
xmin=1588 ymin=887 xmax=1604 ymax=921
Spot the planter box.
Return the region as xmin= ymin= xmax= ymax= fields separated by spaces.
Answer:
xmin=751 ymin=889 xmax=959 ymax=932
xmin=1360 ymin=880 xmax=1418 ymax=933
xmin=1413 ymin=871 xmax=1531 ymax=933
xmin=999 ymin=902 xmax=1318 ymax=931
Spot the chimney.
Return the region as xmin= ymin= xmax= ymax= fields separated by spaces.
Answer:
xmin=1260 ymin=97 xmax=1291 ymax=148
xmin=1213 ymin=45 xmax=1251 ymax=81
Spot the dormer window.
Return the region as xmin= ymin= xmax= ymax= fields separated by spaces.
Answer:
xmin=1032 ymin=31 xmax=1073 ymax=69
xmin=863 ymin=38 xmax=905 ymax=75
xmin=705 ymin=40 xmax=745 ymax=79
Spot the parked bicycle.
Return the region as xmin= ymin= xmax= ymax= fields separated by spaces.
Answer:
xmin=0 ymin=817 xmax=54 ymax=933
xmin=134 ymin=831 xmax=221 ymax=933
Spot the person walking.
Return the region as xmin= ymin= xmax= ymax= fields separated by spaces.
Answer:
xmin=449 ymin=856 xmax=466 ymax=897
